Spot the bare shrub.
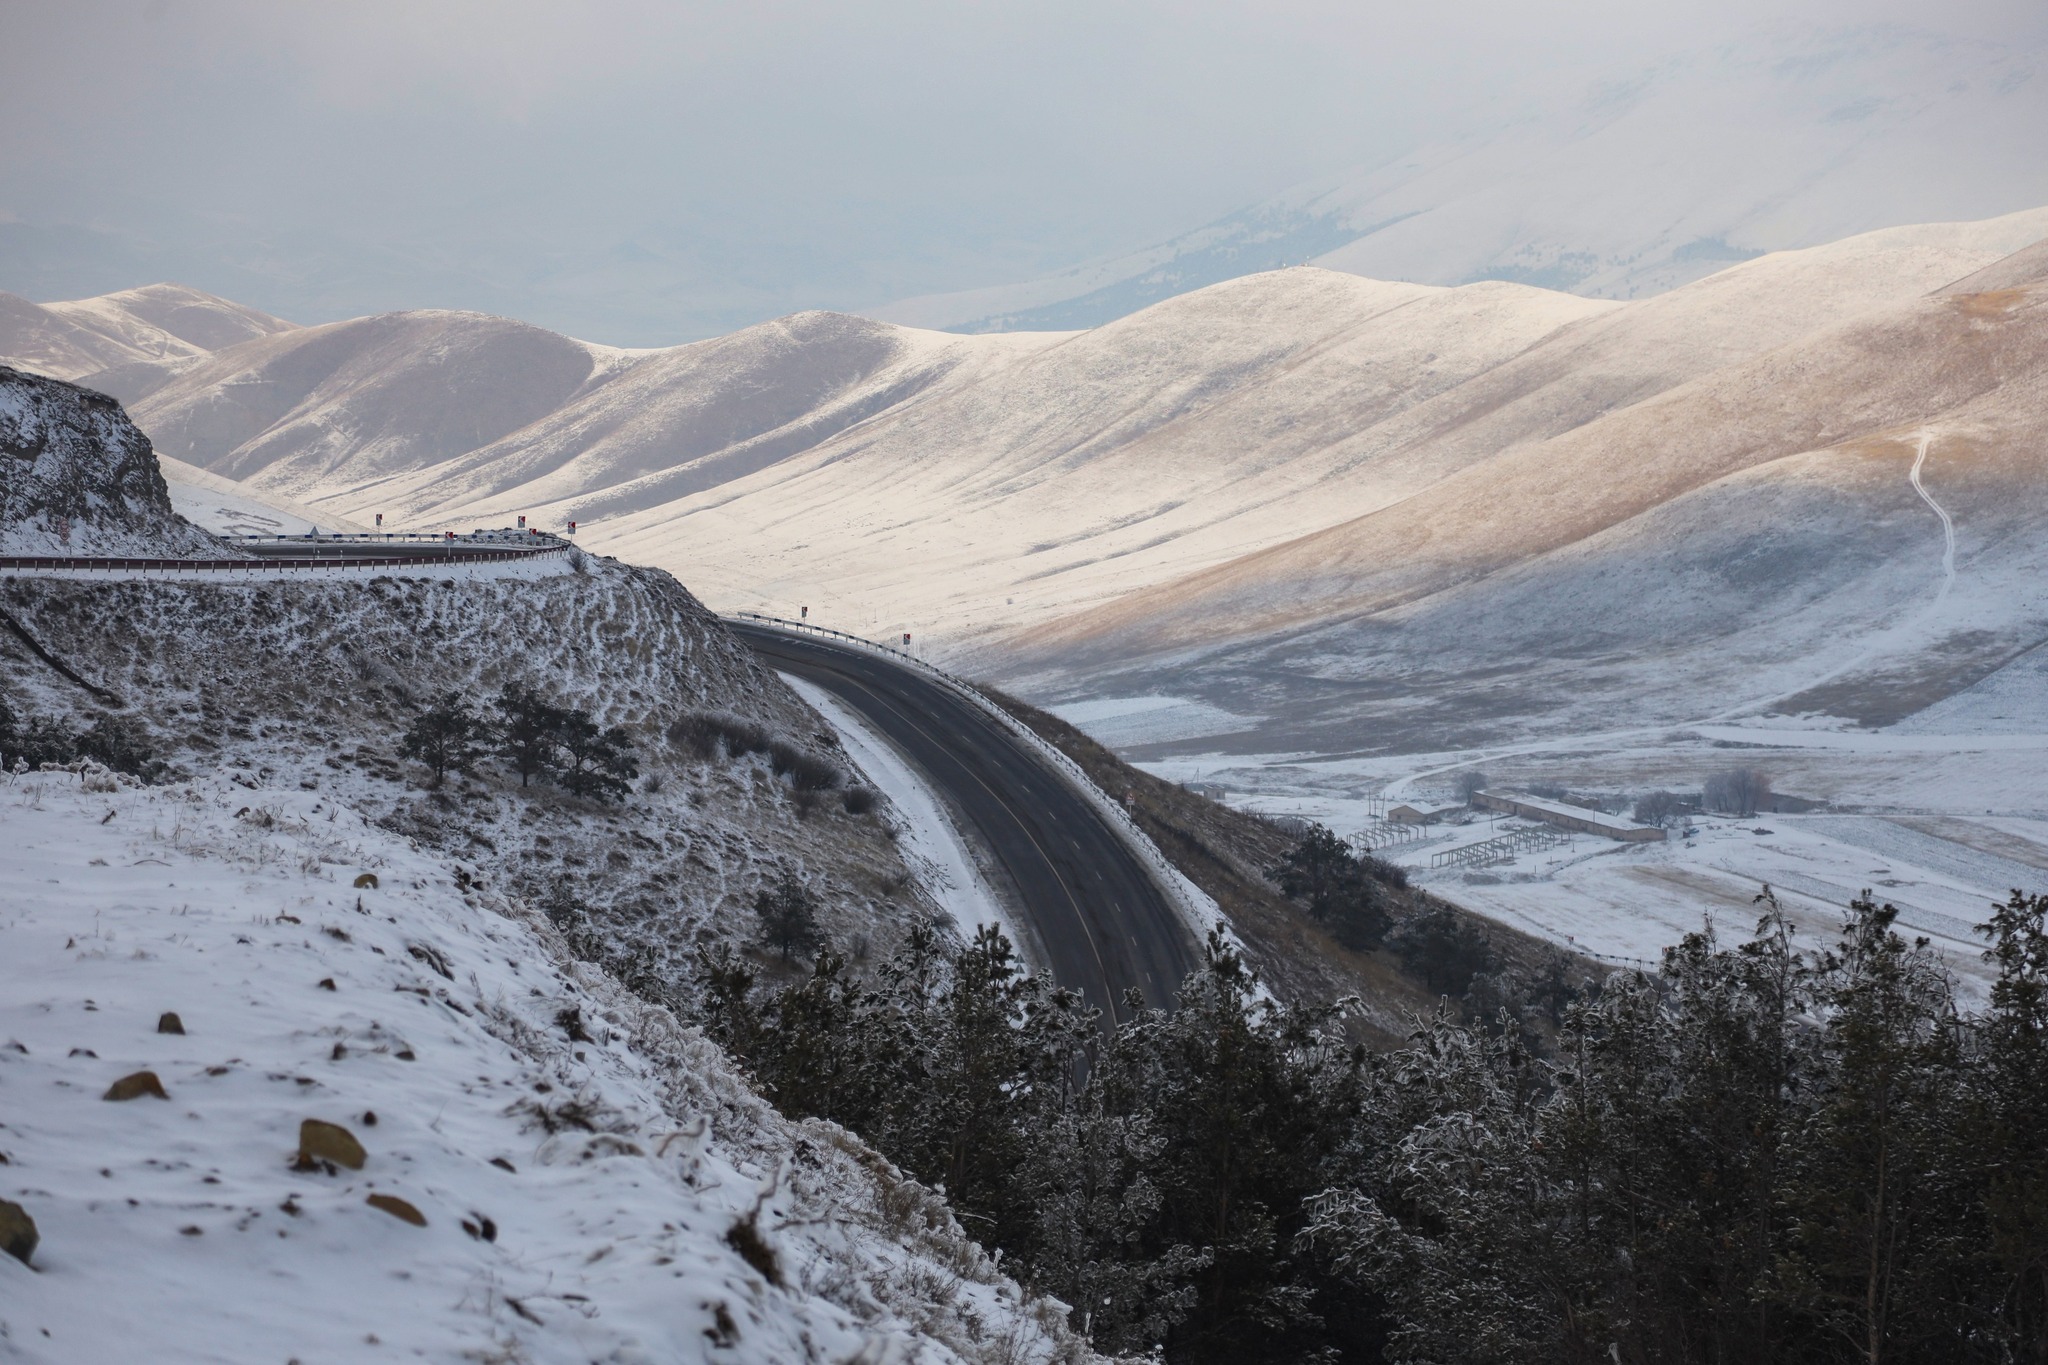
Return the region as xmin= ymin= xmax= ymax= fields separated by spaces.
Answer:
xmin=842 ymin=786 xmax=878 ymax=815
xmin=667 ymin=712 xmax=723 ymax=759
xmin=1702 ymin=768 xmax=1772 ymax=816
xmin=723 ymin=720 xmax=772 ymax=758
xmin=667 ymin=711 xmax=774 ymax=760
xmin=1633 ymin=790 xmax=1689 ymax=826
xmin=768 ymin=740 xmax=842 ymax=792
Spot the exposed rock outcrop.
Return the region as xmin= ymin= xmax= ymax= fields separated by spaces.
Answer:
xmin=0 ymin=364 xmax=225 ymax=557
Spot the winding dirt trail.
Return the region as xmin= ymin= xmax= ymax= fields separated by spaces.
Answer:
xmin=1379 ymin=430 xmax=1965 ymax=799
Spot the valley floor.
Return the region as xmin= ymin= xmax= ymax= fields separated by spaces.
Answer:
xmin=1119 ymin=712 xmax=2048 ymax=996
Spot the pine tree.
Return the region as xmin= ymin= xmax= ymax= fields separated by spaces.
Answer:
xmin=754 ymin=875 xmax=825 ymax=963
xmin=557 ymin=709 xmax=638 ymax=802
xmin=1389 ymin=905 xmax=1496 ymax=996
xmin=1275 ymin=823 xmax=1392 ymax=951
xmin=1976 ymin=891 xmax=2048 ymax=1361
xmin=400 ymin=690 xmax=490 ymax=787
xmin=1771 ymin=895 xmax=1971 ymax=1363
xmin=496 ymin=683 xmax=569 ymax=787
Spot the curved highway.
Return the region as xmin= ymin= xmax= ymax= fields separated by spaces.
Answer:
xmin=731 ymin=622 xmax=1199 ymax=1024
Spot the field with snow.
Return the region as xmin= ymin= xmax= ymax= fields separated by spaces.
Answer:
xmin=1131 ymin=710 xmax=2048 ymax=993
xmin=0 ymin=766 xmax=1088 ymax=1364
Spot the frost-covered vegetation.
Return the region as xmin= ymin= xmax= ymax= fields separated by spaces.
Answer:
xmin=696 ymin=889 xmax=2048 ymax=1364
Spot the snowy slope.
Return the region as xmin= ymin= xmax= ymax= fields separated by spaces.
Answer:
xmin=154 ymin=454 xmax=371 ymax=538
xmin=588 ymin=269 xmax=1607 ymax=632
xmin=587 ymin=212 xmax=2046 ymax=648
xmin=128 ymin=310 xmax=635 ymax=502
xmin=0 ymin=767 xmax=1092 ymax=1364
xmin=120 ymin=307 xmax=1061 ymax=532
xmin=0 ymin=284 xmax=296 ymax=385
xmin=1004 ymin=247 xmax=2048 ymax=752
xmin=882 ymin=25 xmax=2048 ymax=330
xmin=357 ymin=313 xmax=1062 ymax=529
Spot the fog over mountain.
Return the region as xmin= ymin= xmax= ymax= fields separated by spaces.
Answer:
xmin=883 ymin=27 xmax=2048 ymax=331
xmin=4 ymin=6 xmax=2043 ymax=341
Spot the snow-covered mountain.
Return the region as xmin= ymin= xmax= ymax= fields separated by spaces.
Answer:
xmin=880 ymin=26 xmax=2048 ymax=331
xmin=1001 ymin=229 xmax=2048 ymax=751
xmin=0 ymin=283 xmax=295 ymax=386
xmin=9 ymin=207 xmax=2046 ymax=752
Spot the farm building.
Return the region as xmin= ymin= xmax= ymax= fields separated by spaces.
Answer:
xmin=1473 ymin=790 xmax=1666 ymax=843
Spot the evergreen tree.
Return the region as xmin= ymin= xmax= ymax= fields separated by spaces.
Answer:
xmin=496 ymin=682 xmax=570 ymax=787
xmin=1975 ymin=891 xmax=2048 ymax=1361
xmin=557 ymin=709 xmax=638 ymax=802
xmin=1770 ymin=896 xmax=1971 ymax=1363
xmin=754 ymin=875 xmax=825 ymax=962
xmin=1275 ymin=823 xmax=1392 ymax=951
xmin=1389 ymin=905 xmax=1496 ymax=996
xmin=400 ymin=690 xmax=490 ymax=787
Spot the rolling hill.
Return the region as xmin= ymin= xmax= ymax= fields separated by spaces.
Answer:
xmin=6 ymin=207 xmax=2046 ymax=753
xmin=0 ymin=283 xmax=295 ymax=386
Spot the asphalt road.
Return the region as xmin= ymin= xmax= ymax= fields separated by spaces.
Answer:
xmin=732 ymin=622 xmax=1199 ymax=1024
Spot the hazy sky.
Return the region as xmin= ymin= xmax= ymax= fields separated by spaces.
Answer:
xmin=3 ymin=0 xmax=2043 ymax=341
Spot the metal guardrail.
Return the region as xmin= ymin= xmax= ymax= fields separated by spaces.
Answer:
xmin=0 ymin=532 xmax=570 ymax=576
xmin=730 ymin=611 xmax=1223 ymax=946
xmin=224 ymin=530 xmax=568 ymax=548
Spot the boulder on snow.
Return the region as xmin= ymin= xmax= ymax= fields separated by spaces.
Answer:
xmin=295 ymin=1118 xmax=367 ymax=1171
xmin=365 ymin=1193 xmax=426 ymax=1226
xmin=156 ymin=1012 xmax=185 ymax=1035
xmin=0 ymin=1198 xmax=37 ymax=1266
xmin=103 ymin=1070 xmax=169 ymax=1101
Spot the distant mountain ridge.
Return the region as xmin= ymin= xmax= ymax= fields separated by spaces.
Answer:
xmin=879 ymin=25 xmax=2048 ymax=332
xmin=0 ymin=283 xmax=296 ymax=386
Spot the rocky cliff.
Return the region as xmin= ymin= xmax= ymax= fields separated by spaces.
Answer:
xmin=0 ymin=363 xmax=222 ymax=556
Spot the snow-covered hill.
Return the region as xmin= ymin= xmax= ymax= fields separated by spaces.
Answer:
xmin=881 ymin=26 xmax=2048 ymax=331
xmin=0 ymin=284 xmax=295 ymax=386
xmin=14 ymin=207 xmax=2047 ymax=754
xmin=1005 ymin=231 xmax=2048 ymax=751
xmin=0 ymin=766 xmax=1090 ymax=1364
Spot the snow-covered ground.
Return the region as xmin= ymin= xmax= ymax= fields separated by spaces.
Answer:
xmin=0 ymin=766 xmax=1088 ymax=1364
xmin=1046 ymin=696 xmax=1263 ymax=749
xmin=156 ymin=454 xmax=367 ymax=538
xmin=1135 ymin=717 xmax=2048 ymax=995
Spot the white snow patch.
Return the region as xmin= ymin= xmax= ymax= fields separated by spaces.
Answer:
xmin=157 ymin=454 xmax=369 ymax=537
